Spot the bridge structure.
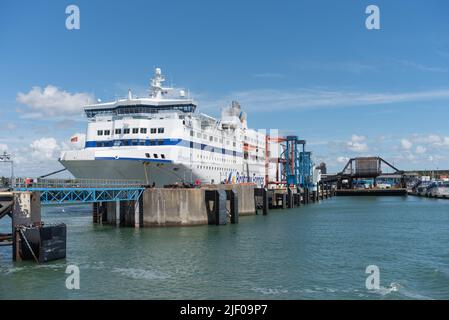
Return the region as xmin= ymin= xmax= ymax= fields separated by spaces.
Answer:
xmin=322 ymin=157 xmax=406 ymax=189
xmin=13 ymin=178 xmax=145 ymax=205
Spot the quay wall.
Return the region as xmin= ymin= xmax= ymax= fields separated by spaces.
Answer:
xmin=142 ymin=184 xmax=256 ymax=227
xmin=142 ymin=188 xmax=207 ymax=226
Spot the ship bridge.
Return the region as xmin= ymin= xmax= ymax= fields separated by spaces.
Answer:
xmin=85 ymin=67 xmax=196 ymax=118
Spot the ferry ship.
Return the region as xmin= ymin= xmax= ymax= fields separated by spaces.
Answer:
xmin=59 ymin=68 xmax=266 ymax=187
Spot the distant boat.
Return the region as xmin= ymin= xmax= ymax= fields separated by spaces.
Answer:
xmin=416 ymin=181 xmax=431 ymax=196
xmin=426 ymin=181 xmax=449 ymax=197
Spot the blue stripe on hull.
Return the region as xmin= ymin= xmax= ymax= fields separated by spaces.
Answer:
xmin=95 ymin=157 xmax=173 ymax=163
xmin=86 ymin=138 xmax=244 ymax=157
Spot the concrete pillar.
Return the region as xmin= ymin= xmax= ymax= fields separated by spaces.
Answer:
xmin=12 ymin=192 xmax=41 ymax=227
xmin=134 ymin=199 xmax=140 ymax=228
xmin=262 ymin=189 xmax=268 ymax=215
xmin=205 ymin=190 xmax=227 ymax=225
xmin=281 ymin=193 xmax=287 ymax=209
xmin=287 ymin=188 xmax=294 ymax=208
xmin=93 ymin=202 xmax=98 ymax=223
xmin=119 ymin=200 xmax=135 ymax=227
xmin=115 ymin=200 xmax=120 ymax=227
xmin=11 ymin=191 xmax=65 ymax=263
xmin=12 ymin=191 xmax=41 ymax=262
xmin=228 ymin=189 xmax=239 ymax=224
xmin=93 ymin=202 xmax=107 ymax=224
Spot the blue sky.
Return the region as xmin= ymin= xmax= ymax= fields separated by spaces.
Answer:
xmin=1 ymin=0 xmax=449 ymax=176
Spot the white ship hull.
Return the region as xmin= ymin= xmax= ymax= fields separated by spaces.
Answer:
xmin=60 ymin=159 xmax=190 ymax=186
xmin=427 ymin=186 xmax=449 ymax=197
xmin=60 ymin=158 xmax=263 ymax=187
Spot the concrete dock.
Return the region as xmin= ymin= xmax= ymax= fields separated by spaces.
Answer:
xmin=336 ymin=188 xmax=407 ymax=196
xmin=96 ymin=184 xmax=335 ymax=228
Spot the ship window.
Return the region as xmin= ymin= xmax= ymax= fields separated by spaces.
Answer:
xmin=151 ymin=128 xmax=156 ymax=134
xmin=124 ymin=128 xmax=130 ymax=134
xmin=115 ymin=128 xmax=121 ymax=134
xmin=97 ymin=130 xmax=103 ymax=136
xmin=190 ymin=130 xmax=194 ymax=136
xmin=214 ymin=137 xmax=218 ymax=142
xmin=161 ymin=154 xmax=165 ymax=159
xmin=140 ymin=128 xmax=147 ymax=134
xmin=203 ymin=134 xmax=207 ymax=140
xmin=153 ymin=154 xmax=158 ymax=158
xmin=132 ymin=128 xmax=139 ymax=134
xmin=196 ymin=132 xmax=201 ymax=138
xmin=132 ymin=140 xmax=138 ymax=146
xmin=139 ymin=140 xmax=145 ymax=145
xmin=145 ymin=153 xmax=150 ymax=158
xmin=233 ymin=142 xmax=236 ymax=147
xmin=158 ymin=128 xmax=164 ymax=134
xmin=104 ymin=130 xmax=110 ymax=135
xmin=209 ymin=136 xmax=213 ymax=141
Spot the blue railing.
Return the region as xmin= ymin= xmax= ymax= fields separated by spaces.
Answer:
xmin=14 ymin=178 xmax=145 ymax=205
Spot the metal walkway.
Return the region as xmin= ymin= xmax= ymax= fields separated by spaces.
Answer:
xmin=0 ymin=191 xmax=13 ymax=219
xmin=13 ymin=178 xmax=145 ymax=205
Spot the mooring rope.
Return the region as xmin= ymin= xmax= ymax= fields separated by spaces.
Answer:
xmin=18 ymin=227 xmax=39 ymax=264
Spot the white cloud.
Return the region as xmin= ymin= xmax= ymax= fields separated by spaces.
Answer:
xmin=409 ymin=134 xmax=449 ymax=147
xmin=350 ymin=134 xmax=365 ymax=143
xmin=198 ymin=87 xmax=449 ymax=113
xmin=16 ymin=85 xmax=94 ymax=116
xmin=29 ymin=137 xmax=61 ymax=160
xmin=415 ymin=145 xmax=426 ymax=154
xmin=337 ymin=156 xmax=350 ymax=164
xmin=0 ymin=143 xmax=8 ymax=152
xmin=436 ymin=136 xmax=449 ymax=146
xmin=422 ymin=134 xmax=442 ymax=144
xmin=346 ymin=135 xmax=368 ymax=152
xmin=400 ymin=139 xmax=413 ymax=150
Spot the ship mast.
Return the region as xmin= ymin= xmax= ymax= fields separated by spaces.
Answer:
xmin=150 ymin=68 xmax=169 ymax=99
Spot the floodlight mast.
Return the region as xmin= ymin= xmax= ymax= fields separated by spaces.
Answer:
xmin=0 ymin=152 xmax=14 ymax=187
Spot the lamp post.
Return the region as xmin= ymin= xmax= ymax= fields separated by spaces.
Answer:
xmin=0 ymin=152 xmax=14 ymax=187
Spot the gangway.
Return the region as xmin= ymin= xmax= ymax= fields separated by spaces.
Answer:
xmin=13 ymin=178 xmax=145 ymax=205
